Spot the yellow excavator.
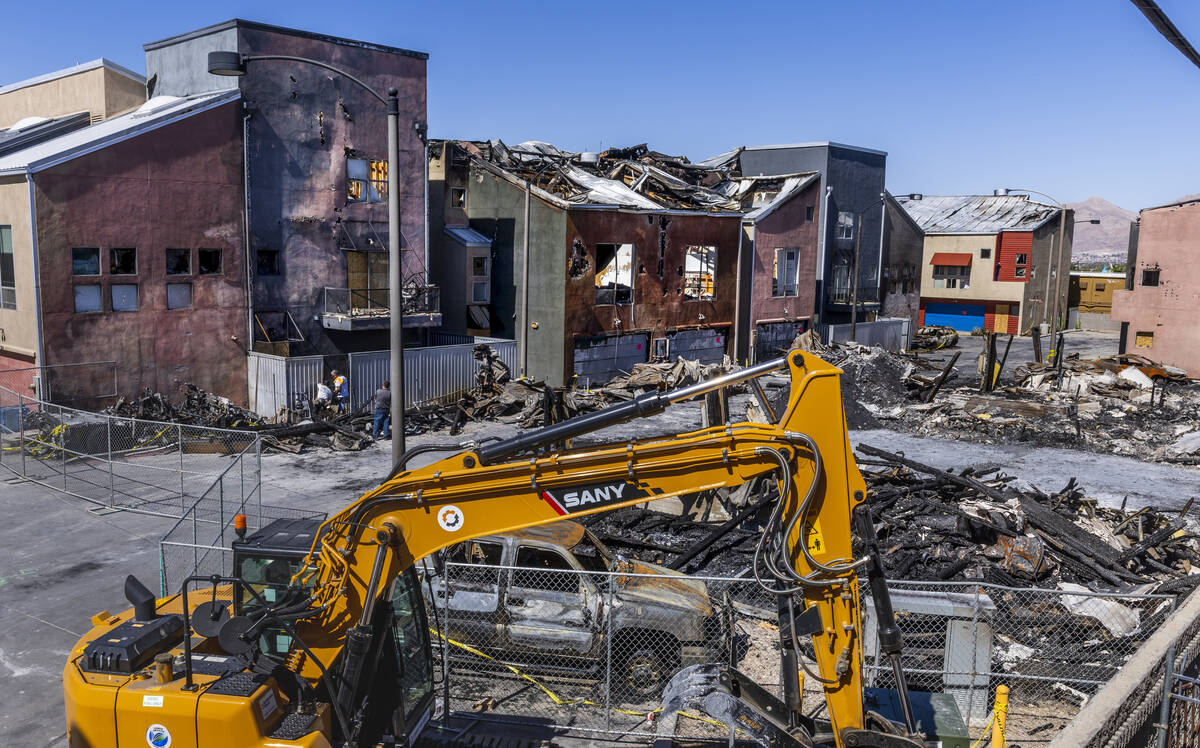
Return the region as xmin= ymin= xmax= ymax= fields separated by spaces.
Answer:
xmin=62 ymin=350 xmax=925 ymax=747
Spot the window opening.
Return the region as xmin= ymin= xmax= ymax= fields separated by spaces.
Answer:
xmin=110 ymin=247 xmax=137 ymax=275
xmin=595 ymin=243 xmax=634 ymax=305
xmin=73 ymin=247 xmax=100 ymax=276
xmin=773 ymin=248 xmax=800 ymax=297
xmin=684 ymin=245 xmax=717 ymax=301
xmin=165 ymin=248 xmax=190 ymax=275
xmin=198 ymin=248 xmax=223 ymax=275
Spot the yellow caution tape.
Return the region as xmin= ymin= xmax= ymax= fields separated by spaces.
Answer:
xmin=429 ymin=627 xmax=734 ymax=730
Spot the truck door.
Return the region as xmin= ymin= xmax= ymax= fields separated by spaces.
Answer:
xmin=431 ymin=539 xmax=504 ymax=648
xmin=504 ymin=544 xmax=600 ymax=656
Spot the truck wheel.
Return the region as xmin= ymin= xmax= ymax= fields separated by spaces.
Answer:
xmin=614 ymin=642 xmax=674 ymax=697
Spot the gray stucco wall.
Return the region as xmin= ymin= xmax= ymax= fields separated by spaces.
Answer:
xmin=145 ymin=27 xmax=240 ymax=98
xmin=463 ymin=166 xmax=567 ymax=384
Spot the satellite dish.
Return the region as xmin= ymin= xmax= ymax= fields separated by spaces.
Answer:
xmin=192 ymin=600 xmax=231 ymax=638
xmin=217 ymin=616 xmax=255 ymax=655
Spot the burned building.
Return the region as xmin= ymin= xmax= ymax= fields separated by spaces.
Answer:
xmin=429 ymin=140 xmax=830 ymax=384
xmin=144 ymin=19 xmax=437 ymax=358
xmin=880 ymin=192 xmax=925 ymax=324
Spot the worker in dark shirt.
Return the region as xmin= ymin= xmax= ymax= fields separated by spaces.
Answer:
xmin=372 ymin=380 xmax=392 ymax=439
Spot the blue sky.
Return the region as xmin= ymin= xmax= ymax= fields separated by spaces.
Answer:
xmin=5 ymin=1 xmax=1199 ymax=210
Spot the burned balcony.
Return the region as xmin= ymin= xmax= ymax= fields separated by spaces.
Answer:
xmin=824 ymin=285 xmax=880 ymax=311
xmin=321 ymin=285 xmax=442 ymax=330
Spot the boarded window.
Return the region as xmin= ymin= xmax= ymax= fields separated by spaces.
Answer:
xmin=257 ymin=250 xmax=280 ymax=276
xmin=1142 ymin=268 xmax=1160 ymax=286
xmin=0 ymin=226 xmax=13 ymax=310
xmin=165 ymin=248 xmax=190 ymax=275
xmin=347 ymin=158 xmax=387 ymax=203
xmin=166 ymin=283 xmax=192 ymax=310
xmin=1135 ymin=331 xmax=1154 ymax=348
xmin=684 ymin=245 xmax=717 ymax=301
xmin=74 ymin=285 xmax=101 ymax=313
xmin=198 ymin=248 xmax=223 ymax=275
xmin=73 ymin=247 xmax=100 ymax=276
xmin=111 ymin=247 xmax=137 ymax=275
xmin=595 ymin=243 xmax=633 ymax=305
xmin=111 ymin=284 xmax=138 ymax=312
xmin=773 ymin=248 xmax=800 ymax=297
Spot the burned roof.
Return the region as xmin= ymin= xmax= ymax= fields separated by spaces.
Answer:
xmin=440 ymin=139 xmax=815 ymax=216
xmin=896 ymin=194 xmax=1060 ymax=235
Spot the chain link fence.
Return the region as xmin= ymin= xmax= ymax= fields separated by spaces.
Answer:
xmin=425 ymin=561 xmax=1175 ymax=742
xmin=0 ymin=383 xmax=261 ymax=517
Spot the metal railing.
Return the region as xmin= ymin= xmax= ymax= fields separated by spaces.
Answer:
xmin=825 ymin=285 xmax=880 ymax=306
xmin=323 ymin=285 xmax=441 ymax=318
xmin=0 ymin=383 xmax=261 ymax=517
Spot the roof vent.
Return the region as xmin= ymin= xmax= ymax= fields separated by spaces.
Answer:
xmin=133 ymin=95 xmax=184 ymax=118
xmin=579 ymin=152 xmax=599 ymax=165
xmin=7 ymin=116 xmax=50 ymax=133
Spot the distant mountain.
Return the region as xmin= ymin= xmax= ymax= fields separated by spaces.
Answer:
xmin=1067 ymin=197 xmax=1136 ymax=265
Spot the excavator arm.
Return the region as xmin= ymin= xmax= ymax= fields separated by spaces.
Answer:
xmin=290 ymin=350 xmax=876 ymax=745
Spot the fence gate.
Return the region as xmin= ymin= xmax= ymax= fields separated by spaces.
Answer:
xmin=1162 ymin=648 xmax=1200 ymax=748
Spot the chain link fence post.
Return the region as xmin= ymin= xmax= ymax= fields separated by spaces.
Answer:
xmin=441 ymin=563 xmax=452 ymax=726
xmin=177 ymin=423 xmax=185 ymax=512
xmin=107 ymin=416 xmax=114 ymax=508
xmin=59 ymin=406 xmax=67 ymax=492
xmin=17 ymin=391 xmax=25 ymax=477
xmin=604 ymin=574 xmax=614 ymax=733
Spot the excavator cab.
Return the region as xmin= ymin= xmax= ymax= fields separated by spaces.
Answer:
xmin=231 ymin=517 xmax=436 ymax=745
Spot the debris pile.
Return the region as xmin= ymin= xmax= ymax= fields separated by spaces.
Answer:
xmin=407 ymin=346 xmax=738 ymax=436
xmin=855 ymin=444 xmax=1200 ymax=596
xmin=105 ymin=384 xmax=263 ymax=430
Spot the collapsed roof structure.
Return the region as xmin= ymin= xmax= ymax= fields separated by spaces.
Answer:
xmin=446 ymin=139 xmax=814 ymax=215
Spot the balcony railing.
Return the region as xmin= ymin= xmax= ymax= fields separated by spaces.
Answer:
xmin=321 ymin=285 xmax=441 ymax=330
xmin=825 ymin=285 xmax=880 ymax=307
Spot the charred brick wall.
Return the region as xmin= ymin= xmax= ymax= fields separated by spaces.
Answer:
xmin=33 ymin=101 xmax=248 ymax=403
xmin=562 ymin=209 xmax=740 ymax=378
xmin=238 ymin=26 xmax=428 ymax=354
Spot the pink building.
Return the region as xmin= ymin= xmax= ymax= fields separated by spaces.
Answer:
xmin=1111 ymin=198 xmax=1200 ymax=376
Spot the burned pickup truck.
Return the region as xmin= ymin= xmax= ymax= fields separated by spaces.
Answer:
xmin=425 ymin=520 xmax=726 ymax=695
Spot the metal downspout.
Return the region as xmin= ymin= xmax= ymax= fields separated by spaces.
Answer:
xmin=817 ymin=184 xmax=833 ymax=325
xmin=242 ymin=109 xmax=254 ymax=403
xmin=876 ymin=192 xmax=886 ymax=296
xmin=519 ymin=180 xmax=530 ymax=377
xmin=25 ymin=172 xmax=46 ymax=399
xmin=423 ymin=139 xmax=431 ymax=283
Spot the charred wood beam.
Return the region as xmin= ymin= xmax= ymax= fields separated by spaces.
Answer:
xmin=924 ymin=351 xmax=961 ymax=402
xmin=1118 ymin=519 xmax=1186 ymax=563
xmin=856 ymin=444 xmax=1015 ymax=506
xmin=668 ymin=493 xmax=775 ymax=571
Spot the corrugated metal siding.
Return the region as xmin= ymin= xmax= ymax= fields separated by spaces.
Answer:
xmin=823 ymin=318 xmax=912 ymax=351
xmin=996 ymin=231 xmax=1033 ymax=283
xmin=247 ymin=352 xmax=323 ymax=417
xmin=667 ymin=327 xmax=728 ymax=365
xmin=348 ymin=341 xmax=518 ymax=409
xmin=572 ymin=333 xmax=649 ymax=384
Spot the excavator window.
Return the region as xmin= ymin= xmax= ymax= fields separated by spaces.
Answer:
xmin=390 ymin=569 xmax=434 ymax=731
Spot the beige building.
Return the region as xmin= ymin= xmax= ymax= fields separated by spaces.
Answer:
xmin=0 ymin=59 xmax=145 ymax=129
xmin=895 ymin=195 xmax=1073 ymax=334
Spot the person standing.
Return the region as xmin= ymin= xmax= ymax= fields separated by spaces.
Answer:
xmin=331 ymin=370 xmax=349 ymax=413
xmin=372 ymin=381 xmax=392 ymax=438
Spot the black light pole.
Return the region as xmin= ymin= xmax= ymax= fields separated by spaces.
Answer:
xmin=209 ymin=51 xmax=407 ymax=462
xmin=995 ymin=187 xmax=1069 ymax=350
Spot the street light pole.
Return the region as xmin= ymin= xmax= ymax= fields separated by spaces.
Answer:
xmin=208 ymin=52 xmax=407 ymax=463
xmin=386 ymin=89 xmax=406 ymax=461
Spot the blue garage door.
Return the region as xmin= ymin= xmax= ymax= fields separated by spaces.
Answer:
xmin=925 ymin=302 xmax=985 ymax=331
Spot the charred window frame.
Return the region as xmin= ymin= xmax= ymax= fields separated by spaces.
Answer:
xmin=595 ymin=243 xmax=634 ymax=305
xmin=110 ymin=247 xmax=137 ymax=275
xmin=1142 ymin=268 xmax=1160 ymax=286
xmin=836 ymin=211 xmax=855 ymax=240
xmin=72 ymin=247 xmax=100 ymax=276
xmin=684 ymin=245 xmax=717 ymax=301
xmin=257 ymin=250 xmax=281 ymax=276
xmin=445 ymin=540 xmax=504 ymax=586
xmin=0 ymin=226 xmax=14 ymax=309
xmin=1014 ymin=252 xmax=1028 ymax=279
xmin=773 ymin=248 xmax=800 ymax=297
xmin=511 ymin=546 xmax=580 ymax=594
xmin=347 ymin=158 xmax=387 ymax=203
xmin=198 ymin=248 xmax=223 ymax=275
xmin=165 ymin=248 xmax=190 ymax=275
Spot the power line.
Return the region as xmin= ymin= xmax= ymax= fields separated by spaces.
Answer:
xmin=1131 ymin=0 xmax=1200 ymax=70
